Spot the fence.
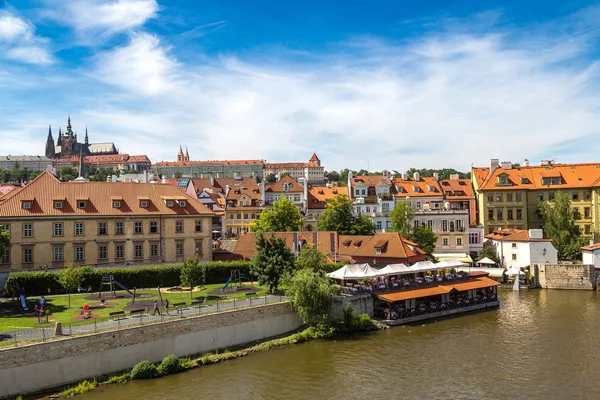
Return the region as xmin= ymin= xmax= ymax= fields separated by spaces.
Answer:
xmin=1 ymin=294 xmax=288 ymax=349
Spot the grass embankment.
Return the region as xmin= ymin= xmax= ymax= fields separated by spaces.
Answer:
xmin=0 ymin=283 xmax=269 ymax=332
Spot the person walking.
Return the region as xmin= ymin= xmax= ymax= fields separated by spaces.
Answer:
xmin=152 ymin=300 xmax=160 ymax=316
xmin=164 ymin=299 xmax=170 ymax=315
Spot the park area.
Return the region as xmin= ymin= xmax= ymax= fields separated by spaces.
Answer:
xmin=0 ymin=282 xmax=269 ymax=334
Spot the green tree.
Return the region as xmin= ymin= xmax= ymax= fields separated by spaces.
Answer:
xmin=538 ymin=191 xmax=581 ymax=260
xmin=295 ymin=244 xmax=327 ymax=271
xmin=409 ymin=226 xmax=437 ymax=261
xmin=562 ymin=236 xmax=591 ymax=261
xmin=251 ymin=232 xmax=295 ymax=292
xmin=477 ymin=245 xmax=500 ymax=264
xmin=327 ymin=171 xmax=340 ymax=182
xmin=180 ymin=257 xmax=207 ymax=298
xmin=264 ymin=173 xmax=277 ymax=183
xmin=286 ymin=268 xmax=333 ymax=326
xmin=0 ymin=168 xmax=10 ymax=183
xmin=251 ymin=197 xmax=303 ymax=232
xmin=317 ymin=194 xmax=374 ymax=235
xmin=281 ymin=172 xmax=291 ymax=178
xmin=338 ymin=168 xmax=351 ymax=183
xmin=405 ymin=167 xmax=469 ymax=180
xmin=173 ymin=172 xmax=183 ymax=179
xmin=57 ymin=265 xmax=85 ymax=308
xmin=389 ymin=200 xmax=414 ymax=237
xmin=0 ymin=230 xmax=10 ymax=259
xmin=58 ymin=166 xmax=77 ymax=181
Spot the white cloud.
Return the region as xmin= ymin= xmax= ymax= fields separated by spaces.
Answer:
xmin=0 ymin=11 xmax=53 ymax=65
xmin=55 ymin=0 xmax=158 ymax=37
xmin=92 ymin=32 xmax=179 ymax=95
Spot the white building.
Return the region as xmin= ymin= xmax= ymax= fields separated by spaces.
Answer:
xmin=264 ymin=153 xmax=325 ymax=184
xmin=486 ymin=228 xmax=558 ymax=267
xmin=581 ymin=242 xmax=600 ymax=268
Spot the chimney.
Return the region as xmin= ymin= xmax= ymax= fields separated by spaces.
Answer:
xmin=144 ymin=170 xmax=149 ymax=183
xmin=450 ymin=173 xmax=459 ymax=180
xmin=111 ymin=175 xmax=117 ymax=183
xmin=433 ymin=172 xmax=439 ymax=181
xmin=210 ymin=176 xmax=215 ymax=187
xmin=528 ymin=229 xmax=543 ymax=239
xmin=501 ymin=161 xmax=513 ymax=170
xmin=413 ymin=172 xmax=420 ymax=181
xmin=523 ymin=159 xmax=530 ymax=167
xmin=162 ymin=175 xmax=167 ymax=184
xmin=590 ymin=239 xmax=594 ymax=246
xmin=402 ymin=173 xmax=408 ymax=181
xmin=490 ymin=159 xmax=500 ymax=171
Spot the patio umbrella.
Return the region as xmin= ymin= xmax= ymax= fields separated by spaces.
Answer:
xmin=477 ymin=257 xmax=496 ymax=265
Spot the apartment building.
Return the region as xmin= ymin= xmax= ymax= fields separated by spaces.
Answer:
xmin=348 ymin=173 xmax=394 ymax=231
xmin=222 ymin=183 xmax=263 ymax=237
xmin=264 ymin=153 xmax=325 ymax=184
xmin=305 ymin=186 xmax=349 ymax=231
xmin=0 ymin=171 xmax=214 ymax=272
xmin=472 ymin=159 xmax=600 ymax=240
xmin=264 ymin=175 xmax=308 ymax=214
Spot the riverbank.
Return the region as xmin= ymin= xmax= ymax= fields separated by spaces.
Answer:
xmin=42 ymin=317 xmax=384 ymax=399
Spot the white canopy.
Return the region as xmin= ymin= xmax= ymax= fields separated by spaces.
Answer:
xmin=406 ymin=261 xmax=439 ymax=273
xmin=505 ymin=266 xmax=526 ymax=276
xmin=376 ymin=263 xmax=410 ymax=276
xmin=477 ymin=257 xmax=497 ymax=265
xmin=326 ymin=263 xmax=381 ymax=280
xmin=436 ymin=258 xmax=469 ymax=268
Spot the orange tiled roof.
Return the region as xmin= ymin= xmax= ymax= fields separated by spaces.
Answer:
xmin=392 ymin=176 xmax=442 ymax=197
xmin=0 ymin=171 xmax=214 ymax=217
xmin=350 ymin=175 xmax=390 ymax=187
xmin=485 ymin=228 xmax=552 ymax=242
xmin=348 ymin=232 xmax=426 ymax=259
xmin=439 ymin=178 xmax=475 ymax=199
xmin=85 ymin=154 xmax=129 ymax=163
xmin=266 ymin=175 xmax=304 ymax=193
xmin=128 ymin=155 xmax=151 ymax=163
xmin=581 ymin=243 xmax=600 ymax=251
xmin=228 ymin=231 xmax=339 ymax=260
xmin=191 ymin=177 xmax=258 ymax=194
xmin=338 ymin=235 xmax=373 ymax=255
xmin=309 ymin=152 xmax=320 ymax=162
xmin=477 ymin=163 xmax=600 ymax=191
xmin=264 ymin=162 xmax=323 ymax=169
xmin=153 ymin=160 xmax=263 ymax=166
xmin=308 ymin=186 xmax=348 ymax=209
xmin=472 ymin=167 xmax=490 ymax=187
xmin=376 ymin=277 xmax=500 ymax=302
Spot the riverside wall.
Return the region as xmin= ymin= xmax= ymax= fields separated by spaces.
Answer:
xmin=0 ymin=302 xmax=302 ymax=399
xmin=536 ymin=264 xmax=597 ymax=290
xmin=330 ymin=294 xmax=374 ymax=320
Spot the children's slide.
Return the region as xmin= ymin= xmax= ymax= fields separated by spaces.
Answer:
xmin=221 ymin=277 xmax=233 ymax=292
xmin=112 ymin=279 xmax=133 ymax=295
xmin=20 ymin=294 xmax=29 ymax=311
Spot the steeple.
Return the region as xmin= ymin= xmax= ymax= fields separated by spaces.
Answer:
xmin=57 ymin=127 xmax=62 ymax=146
xmin=65 ymin=115 xmax=74 ymax=137
xmin=85 ymin=127 xmax=89 ymax=145
xmin=45 ymin=125 xmax=55 ymax=158
xmin=177 ymin=145 xmax=184 ymax=162
xmin=185 ymin=147 xmax=190 ymax=162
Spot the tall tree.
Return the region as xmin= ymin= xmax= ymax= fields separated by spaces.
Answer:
xmin=251 ymin=232 xmax=295 ymax=292
xmin=264 ymin=173 xmax=277 ymax=183
xmin=317 ymin=194 xmax=374 ymax=235
xmin=327 ymin=171 xmax=340 ymax=183
xmin=338 ymin=168 xmax=351 ymax=183
xmin=0 ymin=230 xmax=10 ymax=259
xmin=286 ymin=269 xmax=333 ymax=327
xmin=538 ymin=191 xmax=581 ymax=260
xmin=295 ymin=244 xmax=327 ymax=271
xmin=180 ymin=257 xmax=207 ymax=298
xmin=58 ymin=166 xmax=77 ymax=181
xmin=389 ymin=200 xmax=414 ymax=237
xmin=477 ymin=245 xmax=500 ymax=264
xmin=57 ymin=265 xmax=85 ymax=308
xmin=409 ymin=226 xmax=437 ymax=261
xmin=251 ymin=197 xmax=303 ymax=232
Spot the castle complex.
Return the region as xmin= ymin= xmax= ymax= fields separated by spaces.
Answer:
xmin=45 ymin=116 xmax=118 ymax=159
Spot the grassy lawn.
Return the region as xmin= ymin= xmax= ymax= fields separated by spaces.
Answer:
xmin=0 ymin=283 xmax=269 ymax=332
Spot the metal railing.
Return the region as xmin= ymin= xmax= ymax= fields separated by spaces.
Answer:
xmin=1 ymin=294 xmax=287 ymax=349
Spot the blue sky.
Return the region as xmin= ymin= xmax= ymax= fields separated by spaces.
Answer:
xmin=2 ymin=0 xmax=600 ymax=172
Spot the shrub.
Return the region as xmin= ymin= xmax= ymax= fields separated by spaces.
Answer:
xmin=159 ymin=354 xmax=180 ymax=375
xmin=62 ymin=379 xmax=96 ymax=397
xmin=341 ymin=303 xmax=375 ymax=332
xmin=130 ymin=360 xmax=157 ymax=380
xmin=106 ymin=372 xmax=129 ymax=384
xmin=4 ymin=261 xmax=254 ymax=297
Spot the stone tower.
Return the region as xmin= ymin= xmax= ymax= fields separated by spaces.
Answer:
xmin=60 ymin=116 xmax=77 ymax=158
xmin=45 ymin=125 xmax=55 ymax=158
xmin=309 ymin=152 xmax=321 ymax=166
xmin=177 ymin=146 xmax=184 ymax=162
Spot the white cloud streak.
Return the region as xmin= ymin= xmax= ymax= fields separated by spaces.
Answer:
xmin=0 ymin=11 xmax=53 ymax=65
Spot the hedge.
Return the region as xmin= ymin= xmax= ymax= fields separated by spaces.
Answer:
xmin=4 ymin=261 xmax=349 ymax=297
xmin=4 ymin=261 xmax=253 ymax=297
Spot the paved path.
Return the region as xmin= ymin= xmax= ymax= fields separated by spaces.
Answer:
xmin=2 ymin=295 xmax=287 ymax=343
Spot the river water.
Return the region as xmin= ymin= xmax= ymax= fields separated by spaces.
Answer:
xmin=82 ymin=289 xmax=600 ymax=400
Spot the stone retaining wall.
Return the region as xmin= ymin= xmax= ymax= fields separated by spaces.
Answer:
xmin=330 ymin=294 xmax=374 ymax=320
xmin=536 ymin=264 xmax=596 ymax=290
xmin=0 ymin=302 xmax=302 ymax=399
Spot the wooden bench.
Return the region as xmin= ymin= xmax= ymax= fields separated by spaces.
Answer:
xmin=172 ymin=302 xmax=187 ymax=313
xmin=246 ymin=293 xmax=258 ymax=302
xmin=129 ymin=309 xmax=145 ymax=316
xmin=109 ymin=311 xmax=125 ymax=320
xmin=191 ymin=298 xmax=208 ymax=309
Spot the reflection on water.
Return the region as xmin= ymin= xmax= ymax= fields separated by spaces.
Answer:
xmin=82 ymin=290 xmax=600 ymax=400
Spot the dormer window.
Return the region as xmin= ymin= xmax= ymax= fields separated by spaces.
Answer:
xmin=113 ymin=200 xmax=121 ymax=208
xmin=77 ymin=200 xmax=87 ymax=209
xmin=54 ymin=201 xmax=63 ymax=209
xmin=140 ymin=200 xmax=149 ymax=208
xmin=178 ymin=200 xmax=187 ymax=208
xmin=22 ymin=201 xmax=32 ymax=209
xmin=375 ymin=247 xmax=382 ymax=254
xmin=166 ymin=200 xmax=174 ymax=208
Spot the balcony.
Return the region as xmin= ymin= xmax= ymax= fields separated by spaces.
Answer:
xmin=415 ymin=209 xmax=469 ymax=215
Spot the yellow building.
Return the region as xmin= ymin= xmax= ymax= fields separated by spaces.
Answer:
xmin=472 ymin=160 xmax=600 ymax=240
xmin=0 ymin=172 xmax=214 ymax=272
xmin=223 ymin=183 xmax=263 ymax=237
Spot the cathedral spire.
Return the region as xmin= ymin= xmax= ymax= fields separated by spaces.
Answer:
xmin=65 ymin=115 xmax=73 ymax=136
xmin=57 ymin=127 xmax=62 ymax=146
xmin=45 ymin=125 xmax=55 ymax=159
xmin=185 ymin=147 xmax=189 ymax=162
xmin=85 ymin=127 xmax=89 ymax=145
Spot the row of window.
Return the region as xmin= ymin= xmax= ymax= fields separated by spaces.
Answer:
xmin=1 ymin=220 xmax=204 ymax=237
xmin=228 ymin=213 xmax=258 ymax=220
xmin=489 ymin=191 xmax=593 ymax=203
xmin=441 ymin=237 xmax=463 ymax=246
xmin=266 ymin=194 xmax=301 ymax=202
xmin=24 ymin=199 xmax=189 ymax=210
xmin=488 ymin=208 xmax=523 ymax=221
xmin=412 ymin=219 xmax=466 ymax=233
xmin=487 ymin=192 xmax=523 ymax=202
xmin=0 ymin=241 xmax=202 ymax=264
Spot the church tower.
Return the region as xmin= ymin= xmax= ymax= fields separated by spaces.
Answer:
xmin=57 ymin=127 xmax=62 ymax=146
xmin=177 ymin=146 xmax=184 ymax=162
xmin=185 ymin=147 xmax=190 ymax=162
xmin=45 ymin=125 xmax=55 ymax=158
xmin=61 ymin=115 xmax=77 ymax=158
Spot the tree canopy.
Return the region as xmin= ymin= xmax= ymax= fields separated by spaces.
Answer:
xmin=295 ymin=244 xmax=327 ymax=271
xmin=286 ymin=268 xmax=334 ymax=326
xmin=58 ymin=166 xmax=77 ymax=182
xmin=327 ymin=171 xmax=340 ymax=183
xmin=405 ymin=167 xmax=469 ymax=179
xmin=538 ymin=191 xmax=582 ymax=260
xmin=180 ymin=257 xmax=207 ymax=298
xmin=317 ymin=194 xmax=374 ymax=235
xmin=477 ymin=245 xmax=500 ymax=264
xmin=251 ymin=197 xmax=303 ymax=232
xmin=251 ymin=232 xmax=295 ymax=292
xmin=264 ymin=173 xmax=277 ymax=183
xmin=389 ymin=200 xmax=414 ymax=237
xmin=0 ymin=230 xmax=10 ymax=258
xmin=410 ymin=225 xmax=437 ymax=261
xmin=57 ymin=265 xmax=85 ymax=308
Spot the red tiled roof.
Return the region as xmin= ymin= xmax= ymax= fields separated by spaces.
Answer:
xmin=307 ymin=186 xmax=348 ymax=209
xmin=581 ymin=243 xmax=600 ymax=251
xmin=439 ymin=179 xmax=475 ymax=199
xmin=485 ymin=228 xmax=552 ymax=242
xmin=309 ymin=152 xmax=320 ymax=162
xmin=266 ymin=175 xmax=303 ymax=192
xmin=0 ymin=171 xmax=214 ymax=217
xmin=349 ymin=232 xmax=426 ymax=259
xmin=392 ymin=176 xmax=442 ymax=197
xmin=128 ymin=155 xmax=151 ymax=163
xmin=228 ymin=231 xmax=339 ymax=260
xmin=265 ymin=162 xmax=323 ymax=169
xmin=154 ymin=160 xmax=263 ymax=166
xmin=351 ymin=175 xmax=390 ymax=187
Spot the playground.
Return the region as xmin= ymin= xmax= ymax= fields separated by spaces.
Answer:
xmin=0 ymin=275 xmax=269 ymax=333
